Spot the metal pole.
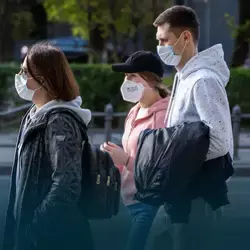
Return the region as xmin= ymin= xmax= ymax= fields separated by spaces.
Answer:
xmin=204 ymin=0 xmax=210 ymax=48
xmin=232 ymin=104 xmax=241 ymax=159
xmin=104 ymin=103 xmax=114 ymax=142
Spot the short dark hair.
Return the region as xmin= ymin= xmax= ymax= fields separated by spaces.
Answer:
xmin=153 ymin=5 xmax=200 ymax=42
xmin=26 ymin=42 xmax=80 ymax=101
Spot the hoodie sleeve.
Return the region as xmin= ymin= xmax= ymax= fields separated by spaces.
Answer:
xmin=192 ymin=77 xmax=232 ymax=160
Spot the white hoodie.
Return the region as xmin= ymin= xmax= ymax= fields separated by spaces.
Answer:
xmin=165 ymin=44 xmax=233 ymax=160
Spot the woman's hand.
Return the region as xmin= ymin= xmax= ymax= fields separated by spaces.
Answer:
xmin=100 ymin=142 xmax=129 ymax=166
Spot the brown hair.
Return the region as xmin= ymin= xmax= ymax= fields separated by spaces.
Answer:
xmin=26 ymin=42 xmax=80 ymax=101
xmin=138 ymin=72 xmax=170 ymax=98
xmin=153 ymin=5 xmax=200 ymax=43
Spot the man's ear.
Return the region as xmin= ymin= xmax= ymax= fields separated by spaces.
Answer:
xmin=184 ymin=30 xmax=192 ymax=42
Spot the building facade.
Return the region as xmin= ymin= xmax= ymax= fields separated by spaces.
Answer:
xmin=174 ymin=0 xmax=239 ymax=64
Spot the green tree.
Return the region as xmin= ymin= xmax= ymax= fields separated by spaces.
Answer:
xmin=11 ymin=11 xmax=35 ymax=40
xmin=0 ymin=0 xmax=9 ymax=62
xmin=225 ymin=0 xmax=250 ymax=67
xmin=43 ymin=0 xmax=170 ymax=62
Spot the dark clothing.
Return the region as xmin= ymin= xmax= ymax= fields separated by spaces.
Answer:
xmin=2 ymin=107 xmax=93 ymax=250
xmin=165 ymin=153 xmax=234 ymax=224
xmin=134 ymin=122 xmax=234 ymax=224
xmin=134 ymin=122 xmax=210 ymax=206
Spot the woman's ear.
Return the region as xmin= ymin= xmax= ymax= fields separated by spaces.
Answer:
xmin=38 ymin=76 xmax=45 ymax=84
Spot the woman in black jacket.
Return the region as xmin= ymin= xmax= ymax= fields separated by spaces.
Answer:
xmin=2 ymin=42 xmax=93 ymax=250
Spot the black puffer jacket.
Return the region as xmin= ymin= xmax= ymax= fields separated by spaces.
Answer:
xmin=134 ymin=121 xmax=234 ymax=223
xmin=2 ymin=107 xmax=93 ymax=250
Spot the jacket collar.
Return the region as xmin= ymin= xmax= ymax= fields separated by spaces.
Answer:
xmin=20 ymin=106 xmax=87 ymax=145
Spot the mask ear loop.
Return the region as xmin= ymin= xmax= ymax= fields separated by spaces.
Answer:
xmin=173 ymin=33 xmax=184 ymax=48
xmin=180 ymin=41 xmax=188 ymax=56
xmin=172 ymin=32 xmax=188 ymax=56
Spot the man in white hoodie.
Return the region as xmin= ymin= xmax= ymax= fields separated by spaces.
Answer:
xmin=150 ymin=5 xmax=234 ymax=250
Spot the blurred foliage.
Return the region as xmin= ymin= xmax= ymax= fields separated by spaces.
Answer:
xmin=0 ymin=64 xmax=250 ymax=115
xmin=0 ymin=63 xmax=22 ymax=109
xmin=225 ymin=13 xmax=250 ymax=43
xmin=226 ymin=67 xmax=250 ymax=113
xmin=43 ymin=0 xmax=170 ymax=61
xmin=11 ymin=11 xmax=35 ymax=40
xmin=0 ymin=63 xmax=127 ymax=112
xmin=163 ymin=74 xmax=174 ymax=87
xmin=43 ymin=0 xmax=166 ymax=39
xmin=225 ymin=0 xmax=250 ymax=67
xmin=0 ymin=0 xmax=9 ymax=62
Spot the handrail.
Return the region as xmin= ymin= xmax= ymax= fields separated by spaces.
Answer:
xmin=91 ymin=111 xmax=127 ymax=117
xmin=241 ymin=113 xmax=250 ymax=119
xmin=0 ymin=103 xmax=32 ymax=117
xmin=0 ymin=103 xmax=250 ymax=160
xmin=0 ymin=104 xmax=127 ymax=118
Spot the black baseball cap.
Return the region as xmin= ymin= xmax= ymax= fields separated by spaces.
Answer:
xmin=112 ymin=51 xmax=164 ymax=78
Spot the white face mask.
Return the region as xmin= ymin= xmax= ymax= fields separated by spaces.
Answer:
xmin=157 ymin=45 xmax=182 ymax=66
xmin=120 ymin=79 xmax=144 ymax=103
xmin=157 ymin=33 xmax=187 ymax=66
xmin=15 ymin=74 xmax=40 ymax=101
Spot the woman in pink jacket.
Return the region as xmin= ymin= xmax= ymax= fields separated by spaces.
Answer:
xmin=101 ymin=51 xmax=169 ymax=250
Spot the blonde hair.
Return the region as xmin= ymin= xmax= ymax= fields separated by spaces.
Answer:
xmin=138 ymin=71 xmax=170 ymax=98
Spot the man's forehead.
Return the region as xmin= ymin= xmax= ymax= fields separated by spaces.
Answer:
xmin=156 ymin=23 xmax=171 ymax=39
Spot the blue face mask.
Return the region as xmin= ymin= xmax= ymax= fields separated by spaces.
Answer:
xmin=157 ymin=33 xmax=187 ymax=66
xmin=157 ymin=45 xmax=182 ymax=66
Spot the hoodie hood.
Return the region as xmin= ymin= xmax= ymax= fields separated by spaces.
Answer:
xmin=179 ymin=44 xmax=230 ymax=87
xmin=29 ymin=96 xmax=91 ymax=125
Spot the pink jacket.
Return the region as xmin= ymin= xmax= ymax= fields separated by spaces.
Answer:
xmin=118 ymin=97 xmax=169 ymax=206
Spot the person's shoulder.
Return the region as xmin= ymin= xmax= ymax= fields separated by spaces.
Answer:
xmin=46 ymin=110 xmax=84 ymax=138
xmin=47 ymin=110 xmax=76 ymax=125
xmin=193 ymin=76 xmax=221 ymax=90
xmin=192 ymin=68 xmax=222 ymax=85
